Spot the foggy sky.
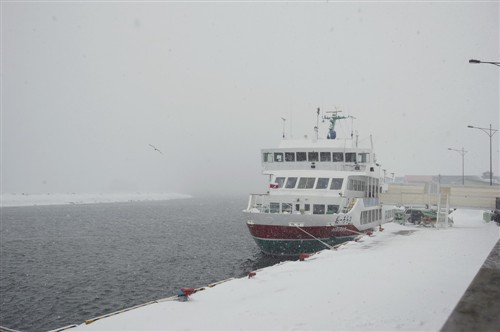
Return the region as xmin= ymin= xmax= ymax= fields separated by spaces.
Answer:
xmin=2 ymin=1 xmax=499 ymax=196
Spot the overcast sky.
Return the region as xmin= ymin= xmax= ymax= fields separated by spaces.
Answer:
xmin=2 ymin=1 xmax=499 ymax=196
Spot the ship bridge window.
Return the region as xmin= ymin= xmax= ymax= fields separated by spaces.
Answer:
xmin=345 ymin=153 xmax=356 ymax=162
xmin=296 ymin=152 xmax=307 ymax=161
xmin=275 ymin=177 xmax=285 ymax=188
xmin=274 ymin=153 xmax=284 ymax=162
xmin=316 ymin=178 xmax=329 ymax=189
xmin=330 ymin=178 xmax=344 ymax=190
xmin=285 ymin=152 xmax=295 ymax=162
xmin=358 ymin=153 xmax=370 ymax=163
xmin=327 ymin=205 xmax=339 ymax=214
xmin=308 ymin=152 xmax=319 ymax=162
xmin=348 ymin=178 xmax=367 ymax=191
xmin=298 ymin=177 xmax=315 ymax=189
xmin=285 ymin=177 xmax=298 ymax=188
xmin=332 ymin=152 xmax=344 ymax=162
xmin=313 ymin=204 xmax=325 ymax=214
xmin=263 ymin=152 xmax=273 ymax=162
xmin=320 ymin=152 xmax=331 ymax=162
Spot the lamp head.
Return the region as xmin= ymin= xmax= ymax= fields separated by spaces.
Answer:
xmin=469 ymin=59 xmax=481 ymax=64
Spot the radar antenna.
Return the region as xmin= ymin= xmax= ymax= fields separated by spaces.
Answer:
xmin=322 ymin=108 xmax=347 ymax=140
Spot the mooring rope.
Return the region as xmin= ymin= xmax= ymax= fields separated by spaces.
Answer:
xmin=338 ymin=227 xmax=366 ymax=236
xmin=294 ymin=225 xmax=334 ymax=250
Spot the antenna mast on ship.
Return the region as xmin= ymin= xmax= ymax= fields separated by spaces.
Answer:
xmin=281 ymin=117 xmax=287 ymax=139
xmin=322 ymin=108 xmax=347 ymax=140
xmin=314 ymin=107 xmax=320 ymax=140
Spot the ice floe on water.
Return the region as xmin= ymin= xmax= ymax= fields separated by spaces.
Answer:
xmin=1 ymin=192 xmax=191 ymax=207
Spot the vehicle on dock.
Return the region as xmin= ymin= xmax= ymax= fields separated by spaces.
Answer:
xmin=491 ymin=209 xmax=500 ymax=226
xmin=405 ymin=208 xmax=437 ymax=225
xmin=243 ymin=109 xmax=396 ymax=256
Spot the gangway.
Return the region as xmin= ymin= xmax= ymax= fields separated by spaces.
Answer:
xmin=436 ymin=188 xmax=450 ymax=228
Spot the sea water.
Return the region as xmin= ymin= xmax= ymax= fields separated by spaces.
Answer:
xmin=0 ymin=196 xmax=283 ymax=331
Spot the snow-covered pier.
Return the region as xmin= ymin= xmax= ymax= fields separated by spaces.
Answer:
xmin=68 ymin=209 xmax=499 ymax=331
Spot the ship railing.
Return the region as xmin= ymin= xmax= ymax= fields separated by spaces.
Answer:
xmin=246 ymin=194 xmax=299 ymax=214
xmin=262 ymin=162 xmax=367 ymax=172
xmin=246 ymin=194 xmax=270 ymax=213
xmin=246 ymin=193 xmax=348 ymax=214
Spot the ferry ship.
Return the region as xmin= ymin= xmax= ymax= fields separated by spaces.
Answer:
xmin=243 ymin=109 xmax=395 ymax=256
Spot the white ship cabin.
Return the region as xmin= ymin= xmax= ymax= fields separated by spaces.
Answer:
xmin=247 ymin=138 xmax=383 ymax=215
xmin=261 ymin=138 xmax=376 ymax=173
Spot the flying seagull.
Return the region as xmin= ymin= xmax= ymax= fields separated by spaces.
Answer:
xmin=149 ymin=144 xmax=163 ymax=154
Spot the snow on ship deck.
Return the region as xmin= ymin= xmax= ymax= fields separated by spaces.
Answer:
xmin=70 ymin=210 xmax=499 ymax=331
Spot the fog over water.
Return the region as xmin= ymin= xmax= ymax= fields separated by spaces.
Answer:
xmin=2 ymin=2 xmax=499 ymax=196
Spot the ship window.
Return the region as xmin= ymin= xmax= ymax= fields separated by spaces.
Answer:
xmin=327 ymin=205 xmax=339 ymax=214
xmin=285 ymin=152 xmax=295 ymax=162
xmin=356 ymin=180 xmax=361 ymax=191
xmin=316 ymin=178 xmax=329 ymax=189
xmin=274 ymin=153 xmax=284 ymax=162
xmin=358 ymin=153 xmax=370 ymax=163
xmin=308 ymin=152 xmax=319 ymax=162
xmin=304 ymin=204 xmax=310 ymax=211
xmin=351 ymin=179 xmax=365 ymax=191
xmin=330 ymin=178 xmax=344 ymax=190
xmin=332 ymin=153 xmax=344 ymax=162
xmin=361 ymin=211 xmax=368 ymax=224
xmin=296 ymin=152 xmax=307 ymax=161
xmin=285 ymin=177 xmax=298 ymax=188
xmin=270 ymin=202 xmax=280 ymax=213
xmin=275 ymin=177 xmax=285 ymax=188
xmin=320 ymin=152 xmax=331 ymax=162
xmin=295 ymin=204 xmax=300 ymax=211
xmin=282 ymin=203 xmax=292 ymax=214
xmin=313 ymin=204 xmax=325 ymax=214
xmin=263 ymin=152 xmax=273 ymax=162
xmin=345 ymin=153 xmax=356 ymax=162
xmin=298 ymin=177 xmax=315 ymax=189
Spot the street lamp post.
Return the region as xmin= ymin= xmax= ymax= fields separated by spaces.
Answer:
xmin=468 ymin=59 xmax=499 ymax=186
xmin=467 ymin=124 xmax=498 ymax=186
xmin=448 ymin=147 xmax=467 ymax=185
xmin=469 ymin=59 xmax=500 ymax=67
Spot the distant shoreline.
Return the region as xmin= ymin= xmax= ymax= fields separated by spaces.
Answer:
xmin=0 ymin=192 xmax=192 ymax=207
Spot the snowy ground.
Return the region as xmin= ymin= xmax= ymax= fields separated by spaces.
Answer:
xmin=1 ymin=192 xmax=191 ymax=207
xmin=71 ymin=209 xmax=499 ymax=331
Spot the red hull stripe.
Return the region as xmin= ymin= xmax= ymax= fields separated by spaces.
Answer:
xmin=247 ymin=224 xmax=360 ymax=239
